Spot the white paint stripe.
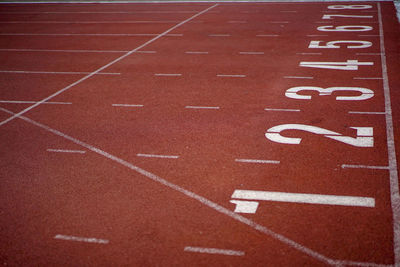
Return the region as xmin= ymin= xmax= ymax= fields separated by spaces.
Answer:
xmin=217 ymin=74 xmax=246 ymax=77
xmin=185 ymin=106 xmax=220 ymax=110
xmin=341 ymin=164 xmax=389 ymax=170
xmin=378 ymin=3 xmax=400 ymax=264
xmin=354 ymin=77 xmax=383 ymax=80
xmin=284 ymin=76 xmax=313 ymax=79
xmin=239 ymin=52 xmax=264 ymax=55
xmin=112 ymin=104 xmax=143 ymax=107
xmin=348 ymin=111 xmax=385 ymax=115
xmin=232 ymin=190 xmax=375 ymax=208
xmin=54 ymin=234 xmax=108 ymax=244
xmin=154 ymin=73 xmax=182 ymax=76
xmin=296 ymin=52 xmax=322 ymax=55
xmin=184 ymin=246 xmax=245 ymax=256
xmin=0 ymin=48 xmax=156 ymax=54
xmin=185 ymin=51 xmax=209 ymax=54
xmin=209 ymin=34 xmax=230 ymax=37
xmin=235 ymin=159 xmax=280 ymax=164
xmin=0 ymin=70 xmax=119 ymax=75
xmin=256 ymin=34 xmax=279 ymax=37
xmin=0 ymin=33 xmax=182 ymax=37
xmin=264 ymin=108 xmax=300 ymax=112
xmin=47 ymin=149 xmax=86 ymax=154
xmin=137 ymin=153 xmax=179 ymax=159
xmin=0 ymin=4 xmax=218 ymax=127
xmin=2 ymin=21 xmax=180 ymax=24
xmin=0 ymin=100 xmax=71 ymax=105
xmin=0 ymin=107 xmax=372 ymax=266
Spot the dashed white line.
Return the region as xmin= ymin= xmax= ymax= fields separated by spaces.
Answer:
xmin=47 ymin=149 xmax=86 ymax=154
xmin=256 ymin=34 xmax=279 ymax=37
xmin=0 ymin=70 xmax=120 ymax=75
xmin=54 ymin=234 xmax=108 ymax=244
xmin=296 ymin=52 xmax=322 ymax=55
xmin=137 ymin=153 xmax=179 ymax=159
xmin=154 ymin=73 xmax=182 ymax=77
xmin=217 ymin=74 xmax=246 ymax=78
xmin=341 ymin=164 xmax=389 ymax=170
xmin=239 ymin=52 xmax=264 ymax=55
xmin=185 ymin=51 xmax=209 ymax=54
xmin=348 ymin=111 xmax=385 ymax=115
xmin=235 ymin=159 xmax=280 ymax=164
xmin=265 ymin=108 xmax=301 ymax=112
xmin=284 ymin=76 xmax=313 ymax=79
xmin=112 ymin=104 xmax=144 ymax=107
xmin=209 ymin=34 xmax=231 ymax=37
xmin=185 ymin=106 xmax=220 ymax=110
xmin=184 ymin=246 xmax=245 ymax=256
xmin=0 ymin=100 xmax=71 ymax=105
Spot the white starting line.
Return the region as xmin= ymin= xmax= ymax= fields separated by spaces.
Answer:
xmin=284 ymin=76 xmax=313 ymax=79
xmin=235 ymin=159 xmax=280 ymax=164
xmin=0 ymin=100 xmax=72 ymax=105
xmin=264 ymin=108 xmax=301 ymax=112
xmin=341 ymin=164 xmax=390 ymax=170
xmin=47 ymin=149 xmax=86 ymax=154
xmin=154 ymin=73 xmax=182 ymax=77
xmin=185 ymin=106 xmax=220 ymax=110
xmin=54 ymin=234 xmax=109 ymax=244
xmin=112 ymin=104 xmax=144 ymax=107
xmin=184 ymin=246 xmax=245 ymax=256
xmin=348 ymin=111 xmax=386 ymax=115
xmin=217 ymin=74 xmax=246 ymax=78
xmin=137 ymin=153 xmax=179 ymax=159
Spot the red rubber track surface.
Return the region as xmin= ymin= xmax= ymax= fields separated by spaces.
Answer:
xmin=0 ymin=2 xmax=399 ymax=266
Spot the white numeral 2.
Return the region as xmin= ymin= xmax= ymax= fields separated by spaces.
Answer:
xmin=285 ymin=86 xmax=374 ymax=100
xmin=265 ymin=124 xmax=373 ymax=147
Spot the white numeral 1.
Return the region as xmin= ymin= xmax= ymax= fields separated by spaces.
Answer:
xmin=265 ymin=124 xmax=374 ymax=147
xmin=300 ymin=60 xmax=373 ymax=70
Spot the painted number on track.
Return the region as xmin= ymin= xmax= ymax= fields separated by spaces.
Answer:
xmin=285 ymin=86 xmax=374 ymax=100
xmin=318 ymin=25 xmax=372 ymax=32
xmin=265 ymin=124 xmax=374 ymax=147
xmin=300 ymin=60 xmax=373 ymax=70
xmin=328 ymin=5 xmax=372 ymax=9
xmin=308 ymin=40 xmax=372 ymax=49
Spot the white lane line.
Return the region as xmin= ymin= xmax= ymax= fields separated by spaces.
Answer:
xmin=0 ymin=4 xmax=219 ymax=127
xmin=154 ymin=73 xmax=182 ymax=77
xmin=54 ymin=234 xmax=108 ymax=244
xmin=217 ymin=74 xmax=246 ymax=78
xmin=1 ymin=20 xmax=180 ymax=24
xmin=264 ymin=108 xmax=300 ymax=112
xmin=228 ymin=20 xmax=247 ymax=23
xmin=0 ymin=48 xmax=156 ymax=54
xmin=0 ymin=107 xmax=361 ymax=266
xmin=341 ymin=164 xmax=389 ymax=170
xmin=112 ymin=104 xmax=144 ymax=107
xmin=0 ymin=70 xmax=120 ymax=75
xmin=184 ymin=246 xmax=245 ymax=256
xmin=232 ymin=190 xmax=375 ymax=208
xmin=185 ymin=106 xmax=220 ymax=110
xmin=137 ymin=153 xmax=179 ymax=159
xmin=296 ymin=52 xmax=322 ymax=55
xmin=256 ymin=34 xmax=279 ymax=37
xmin=353 ymin=77 xmax=383 ymax=80
xmin=209 ymin=34 xmax=231 ymax=37
xmin=235 ymin=159 xmax=280 ymax=164
xmin=239 ymin=52 xmax=264 ymax=55
xmin=0 ymin=100 xmax=71 ymax=105
xmin=47 ymin=149 xmax=86 ymax=154
xmin=0 ymin=33 xmax=183 ymax=37
xmin=185 ymin=51 xmax=209 ymax=54
xmin=378 ymin=3 xmax=400 ymax=264
xmin=348 ymin=111 xmax=385 ymax=115
xmin=284 ymin=76 xmax=313 ymax=79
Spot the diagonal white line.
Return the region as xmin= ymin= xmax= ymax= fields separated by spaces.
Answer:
xmin=0 ymin=4 xmax=218 ymax=127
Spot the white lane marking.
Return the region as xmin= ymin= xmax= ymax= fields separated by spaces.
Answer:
xmin=2 ymin=20 xmax=180 ymax=24
xmin=341 ymin=164 xmax=389 ymax=170
xmin=0 ymin=100 xmax=71 ymax=105
xmin=354 ymin=77 xmax=383 ymax=80
xmin=217 ymin=74 xmax=246 ymax=77
xmin=235 ymin=159 xmax=280 ymax=164
xmin=284 ymin=76 xmax=313 ymax=79
xmin=137 ymin=153 xmax=179 ymax=159
xmin=185 ymin=51 xmax=209 ymax=54
xmin=47 ymin=149 xmax=86 ymax=154
xmin=378 ymin=3 xmax=400 ymax=264
xmin=209 ymin=34 xmax=231 ymax=37
xmin=0 ymin=4 xmax=218 ymax=128
xmin=239 ymin=52 xmax=264 ymax=55
xmin=356 ymin=53 xmax=382 ymax=55
xmin=0 ymin=70 xmax=119 ymax=75
xmin=348 ymin=111 xmax=385 ymax=115
xmin=185 ymin=106 xmax=220 ymax=110
xmin=184 ymin=246 xmax=245 ymax=256
xmin=0 ymin=107 xmax=375 ymax=266
xmin=264 ymin=108 xmax=301 ymax=112
xmin=0 ymin=33 xmax=183 ymax=37
xmin=154 ymin=73 xmax=182 ymax=76
xmin=0 ymin=48 xmax=156 ymax=54
xmin=112 ymin=104 xmax=144 ymax=107
xmin=256 ymin=34 xmax=279 ymax=37
xmin=54 ymin=234 xmax=108 ymax=244
xmin=296 ymin=52 xmax=322 ymax=55
xmin=232 ymin=190 xmax=375 ymax=208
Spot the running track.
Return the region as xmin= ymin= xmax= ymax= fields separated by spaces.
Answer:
xmin=0 ymin=1 xmax=399 ymax=266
